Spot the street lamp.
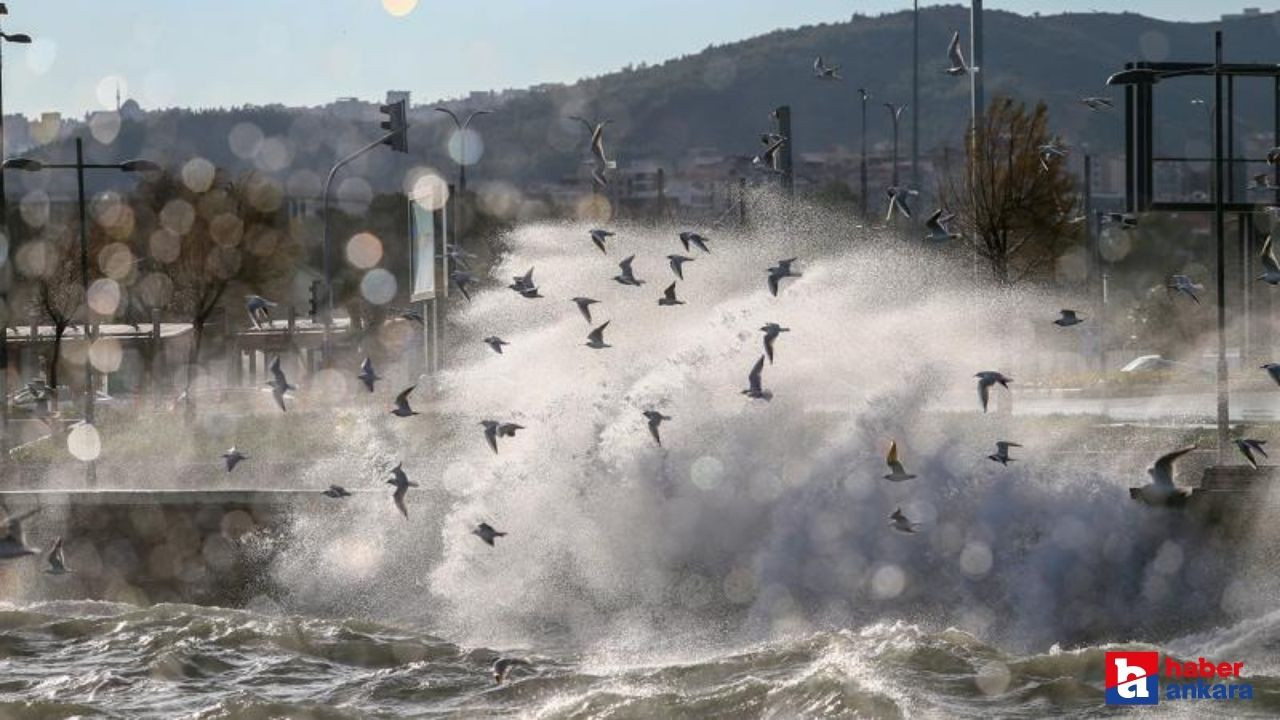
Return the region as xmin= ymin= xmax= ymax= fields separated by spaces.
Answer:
xmin=3 ymin=139 xmax=159 ymax=438
xmin=911 ymin=0 xmax=919 ymax=191
xmin=884 ymin=102 xmax=907 ymax=189
xmin=858 ymin=88 xmax=869 ymax=218
xmin=434 ymin=107 xmax=491 ymax=195
xmin=0 ymin=3 xmax=31 ymax=457
xmin=319 ymin=100 xmax=409 ymax=362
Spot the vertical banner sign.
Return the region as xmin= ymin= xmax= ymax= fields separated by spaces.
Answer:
xmin=408 ymin=197 xmax=439 ymax=301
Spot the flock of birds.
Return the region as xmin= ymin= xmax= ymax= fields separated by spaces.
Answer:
xmin=7 ymin=38 xmax=1280 ymax=688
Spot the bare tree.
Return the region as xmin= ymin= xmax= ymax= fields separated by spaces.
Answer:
xmin=939 ymin=97 xmax=1079 ymax=285
xmin=21 ymin=228 xmax=86 ymax=409
xmin=130 ymin=169 xmax=297 ymax=408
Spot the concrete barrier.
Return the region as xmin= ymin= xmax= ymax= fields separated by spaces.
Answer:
xmin=0 ymin=489 xmax=367 ymax=606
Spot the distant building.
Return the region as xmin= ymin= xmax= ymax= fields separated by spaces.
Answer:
xmin=329 ymin=97 xmax=369 ymax=120
xmin=30 ymin=112 xmax=63 ymax=146
xmin=3 ymin=114 xmax=29 ymax=152
xmin=1222 ymin=7 xmax=1268 ymax=20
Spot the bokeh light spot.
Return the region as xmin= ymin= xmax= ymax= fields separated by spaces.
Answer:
xmin=67 ymin=423 xmax=101 ymax=462
xmin=361 ymin=268 xmax=397 ymax=305
xmin=382 ymin=0 xmax=418 ymax=16
xmin=346 ymin=232 xmax=383 ymax=270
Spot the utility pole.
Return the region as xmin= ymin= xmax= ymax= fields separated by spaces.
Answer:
xmin=858 ymin=88 xmax=869 ymax=218
xmin=772 ymin=106 xmax=793 ymax=196
xmin=971 ymin=0 xmax=985 ymax=131
xmin=912 ymin=0 xmax=920 ymax=191
xmin=1212 ymin=30 xmax=1228 ymax=464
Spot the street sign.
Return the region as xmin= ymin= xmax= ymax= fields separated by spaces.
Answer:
xmin=408 ymin=196 xmax=445 ymax=302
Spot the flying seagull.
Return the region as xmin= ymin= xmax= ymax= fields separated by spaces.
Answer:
xmin=667 ymin=254 xmax=694 ymax=280
xmin=1248 ymin=173 xmax=1275 ymax=192
xmin=450 ymin=270 xmax=477 ymax=300
xmin=614 ymin=255 xmax=644 ymax=286
xmin=1167 ymin=275 xmax=1203 ymax=304
xmin=480 ymin=420 xmax=525 ymax=454
xmin=760 ymin=322 xmax=790 ymax=364
xmin=1054 ymin=309 xmax=1084 ymax=327
xmin=358 ymin=357 xmax=381 ymax=393
xmin=0 ymin=508 xmax=39 ymax=560
xmin=483 ymin=336 xmax=510 ymax=354
xmin=585 ymin=321 xmax=611 ymax=349
xmin=987 ymin=441 xmax=1022 ymax=466
xmin=813 ymin=55 xmax=842 ymax=80
xmin=44 ymin=536 xmax=70 ymax=575
xmin=387 ymin=463 xmax=417 ymax=518
xmin=1259 ymin=235 xmax=1280 ymax=285
xmin=245 ymin=294 xmax=276 ymax=329
xmin=589 ymin=228 xmax=614 ymax=254
xmin=889 ymin=508 xmax=920 ymax=534
xmin=886 ymin=186 xmax=916 ymax=221
xmin=883 ymin=440 xmax=917 ymax=482
xmin=450 ymin=270 xmax=477 ymax=302
xmin=444 ymin=243 xmax=476 ymax=271
xmin=975 ymin=371 xmax=1012 ymax=413
xmin=1235 ymin=438 xmax=1268 ymax=470
xmin=658 ymin=282 xmax=684 ymax=307
xmin=322 ymin=485 xmax=352 ymax=499
xmin=1263 ymin=363 xmax=1280 ymax=386
xmin=643 ymin=409 xmax=672 ymax=446
xmin=396 ymin=308 xmax=425 ymax=325
xmin=267 ymin=356 xmax=294 ymax=413
xmin=753 ymin=134 xmax=787 ymax=173
xmin=1104 ymin=212 xmax=1138 ymax=230
xmin=924 ymin=209 xmax=959 ymax=242
xmin=1131 ymin=446 xmax=1196 ymax=507
xmin=1038 ymin=142 xmax=1068 ymax=173
xmin=742 ymin=355 xmax=772 ymax=401
xmin=492 ymin=658 xmax=531 ymax=685
xmin=678 ymin=231 xmax=711 ymax=254
xmin=222 ymin=447 xmax=248 ymax=473
xmin=1080 ymin=96 xmax=1114 ymax=111
xmin=472 ymin=522 xmax=507 ymax=547
xmin=571 ymin=297 xmax=599 ymax=323
xmin=508 ymin=268 xmax=542 ymax=299
xmin=391 ymin=386 xmax=420 ymax=417
xmin=569 ymin=116 xmax=615 ymax=187
xmin=944 ymin=31 xmax=970 ymax=76
xmin=767 ymin=258 xmax=801 ymax=297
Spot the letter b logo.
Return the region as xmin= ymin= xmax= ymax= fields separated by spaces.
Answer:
xmin=1106 ymin=652 xmax=1159 ymax=705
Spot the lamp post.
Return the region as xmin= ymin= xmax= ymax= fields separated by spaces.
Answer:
xmin=885 ymin=102 xmax=907 ymax=188
xmin=433 ymin=108 xmax=490 ymax=196
xmin=971 ymin=0 xmax=984 ymax=132
xmin=0 ymin=4 xmax=31 ymax=458
xmin=3 ymin=140 xmax=158 ymax=475
xmin=319 ymin=104 xmax=408 ymax=362
xmin=911 ymin=0 xmax=919 ymax=191
xmin=858 ymin=88 xmax=869 ymax=218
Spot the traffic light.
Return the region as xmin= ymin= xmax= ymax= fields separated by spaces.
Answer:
xmin=308 ymin=280 xmax=322 ymax=321
xmin=379 ymin=99 xmax=408 ymax=153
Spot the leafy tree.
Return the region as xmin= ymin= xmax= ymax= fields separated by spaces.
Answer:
xmin=939 ymin=97 xmax=1080 ymax=285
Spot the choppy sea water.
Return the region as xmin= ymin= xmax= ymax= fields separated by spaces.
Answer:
xmin=3 ymin=601 xmax=1280 ymax=718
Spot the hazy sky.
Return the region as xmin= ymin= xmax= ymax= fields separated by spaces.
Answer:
xmin=2 ymin=0 xmax=1275 ymax=117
